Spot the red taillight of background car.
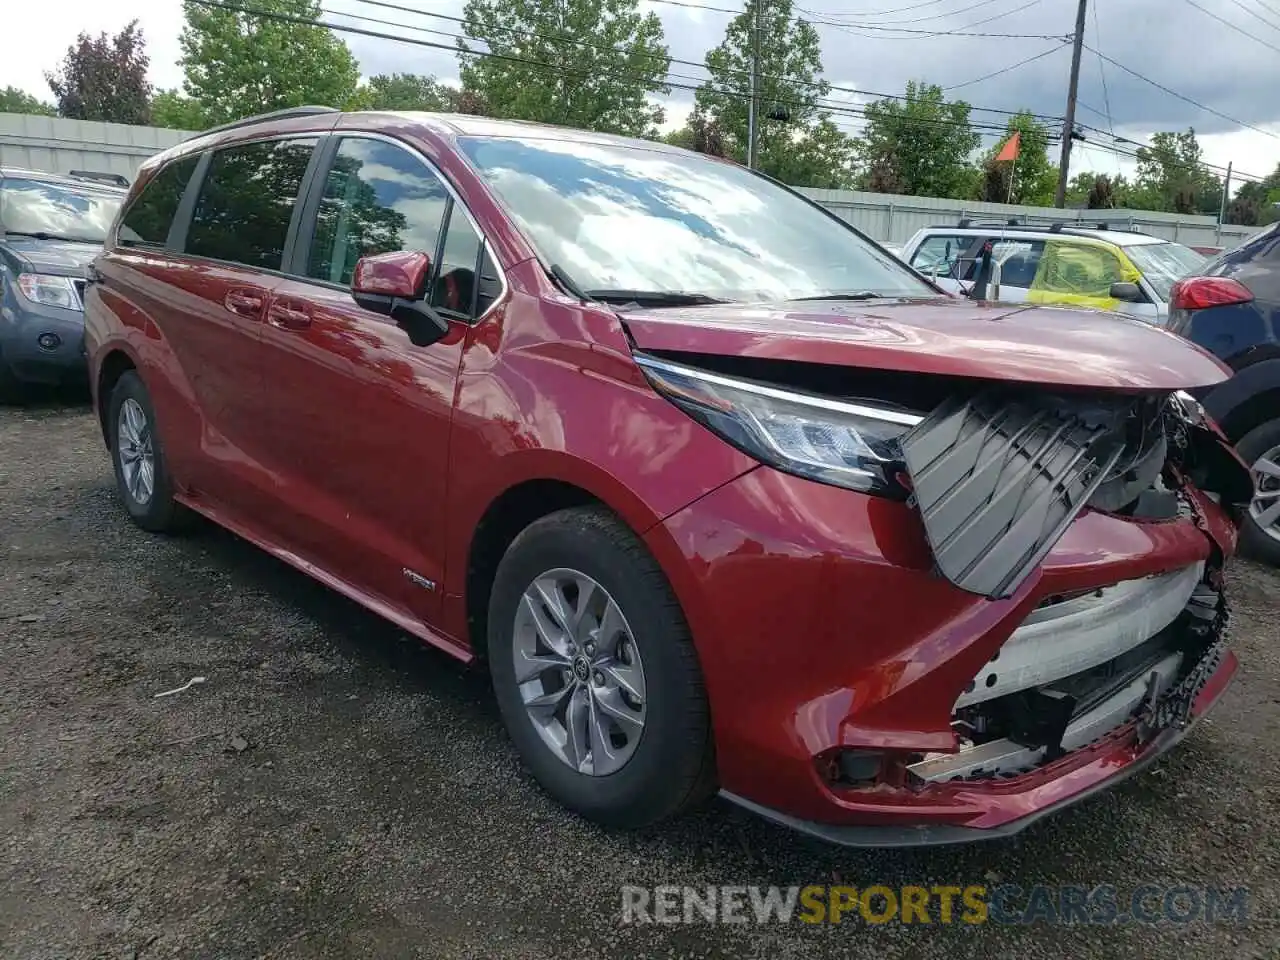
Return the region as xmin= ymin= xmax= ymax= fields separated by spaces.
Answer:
xmin=1169 ymin=276 xmax=1254 ymax=311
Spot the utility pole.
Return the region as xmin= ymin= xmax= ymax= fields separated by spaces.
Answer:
xmin=1218 ymin=161 xmax=1233 ymax=224
xmin=747 ymin=0 xmax=762 ymax=169
xmin=1053 ymin=0 xmax=1089 ymax=208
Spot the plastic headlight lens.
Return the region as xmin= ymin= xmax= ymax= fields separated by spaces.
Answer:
xmin=635 ymin=354 xmax=922 ymax=496
xmin=17 ymin=273 xmax=81 ymax=310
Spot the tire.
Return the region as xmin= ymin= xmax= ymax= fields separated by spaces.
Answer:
xmin=487 ymin=506 xmax=715 ymax=828
xmin=106 ymin=371 xmax=189 ymax=533
xmin=1236 ymin=417 xmax=1280 ymax=566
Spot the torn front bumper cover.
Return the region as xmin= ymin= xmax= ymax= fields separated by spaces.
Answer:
xmin=720 ymin=584 xmax=1235 ymax=847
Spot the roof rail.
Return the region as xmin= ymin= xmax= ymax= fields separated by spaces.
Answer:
xmin=957 ymin=217 xmax=1024 ymax=228
xmin=68 ymin=169 xmax=130 ymax=188
xmin=194 ymin=105 xmax=340 ymax=138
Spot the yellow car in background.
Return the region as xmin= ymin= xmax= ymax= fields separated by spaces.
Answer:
xmin=902 ymin=220 xmax=1209 ymax=324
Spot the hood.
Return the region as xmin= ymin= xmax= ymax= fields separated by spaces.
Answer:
xmin=619 ymin=297 xmax=1231 ymax=392
xmin=1 ymin=236 xmax=101 ymax=277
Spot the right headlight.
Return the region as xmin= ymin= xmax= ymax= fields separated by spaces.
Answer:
xmin=634 ymin=353 xmax=922 ymax=497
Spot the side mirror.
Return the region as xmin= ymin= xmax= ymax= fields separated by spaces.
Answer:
xmin=1110 ymin=281 xmax=1144 ymax=303
xmin=351 ymin=250 xmax=449 ymax=347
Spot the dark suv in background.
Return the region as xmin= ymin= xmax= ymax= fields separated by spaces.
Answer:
xmin=0 ymin=168 xmax=127 ymax=399
xmin=1168 ymin=223 xmax=1280 ymax=564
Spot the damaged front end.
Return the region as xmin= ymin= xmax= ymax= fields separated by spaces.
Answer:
xmin=636 ymin=346 xmax=1252 ymax=843
xmin=898 ymin=386 xmax=1248 ymax=787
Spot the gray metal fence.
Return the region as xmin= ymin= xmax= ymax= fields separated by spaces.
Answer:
xmin=0 ymin=114 xmax=191 ymax=183
xmin=0 ymin=112 xmax=1262 ymax=250
xmin=796 ymin=187 xmax=1260 ymax=249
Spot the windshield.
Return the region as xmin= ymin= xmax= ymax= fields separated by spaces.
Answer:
xmin=458 ymin=135 xmax=935 ymax=302
xmin=1124 ymin=241 xmax=1208 ymax=300
xmin=0 ymin=177 xmax=123 ymax=244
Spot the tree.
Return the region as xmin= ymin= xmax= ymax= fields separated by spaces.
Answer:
xmin=1135 ymin=129 xmax=1221 ymax=215
xmin=458 ymin=0 xmax=669 ymax=136
xmin=150 ymin=89 xmax=204 ymax=130
xmin=176 ymin=0 xmax=360 ymax=128
xmin=692 ymin=0 xmax=856 ymax=187
xmin=350 ymin=74 xmax=459 ymax=112
xmin=45 ymin=20 xmax=152 ymax=123
xmin=859 ymin=81 xmax=980 ymax=199
xmin=975 ymin=111 xmax=1056 ymax=206
xmin=0 ymin=87 xmax=56 ymax=117
xmin=662 ymin=106 xmax=729 ymax=157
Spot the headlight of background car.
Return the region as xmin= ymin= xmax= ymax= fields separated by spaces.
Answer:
xmin=635 ymin=354 xmax=922 ymax=497
xmin=17 ymin=273 xmax=82 ymax=311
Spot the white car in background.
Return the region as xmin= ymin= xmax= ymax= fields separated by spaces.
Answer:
xmin=900 ymin=219 xmax=1208 ymax=324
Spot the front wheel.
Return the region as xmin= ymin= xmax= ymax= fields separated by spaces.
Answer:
xmin=1237 ymin=418 xmax=1280 ymax=566
xmin=487 ymin=506 xmax=715 ymax=828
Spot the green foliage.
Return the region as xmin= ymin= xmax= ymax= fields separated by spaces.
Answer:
xmin=44 ymin=20 xmax=152 ymax=123
xmin=150 ymin=89 xmax=204 ymax=130
xmin=176 ymin=0 xmax=360 ymax=128
xmin=349 ymin=74 xmax=460 ymax=112
xmin=975 ymin=111 xmax=1056 ymax=206
xmin=691 ymin=0 xmax=855 ymax=187
xmin=458 ymin=0 xmax=669 ymax=136
xmin=1135 ymin=129 xmax=1221 ymax=215
xmin=858 ymin=81 xmax=980 ymax=199
xmin=0 ymin=86 xmax=56 ymax=117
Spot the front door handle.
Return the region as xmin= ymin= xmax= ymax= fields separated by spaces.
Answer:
xmin=266 ymin=301 xmax=312 ymax=330
xmin=224 ymin=288 xmax=265 ymax=318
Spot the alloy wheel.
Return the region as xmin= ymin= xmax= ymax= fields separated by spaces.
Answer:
xmin=512 ymin=568 xmax=647 ymax=776
xmin=117 ymin=397 xmax=155 ymax=507
xmin=1250 ymin=444 xmax=1280 ymax=544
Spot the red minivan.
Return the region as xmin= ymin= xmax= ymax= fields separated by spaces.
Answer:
xmin=85 ymin=107 xmax=1253 ymax=845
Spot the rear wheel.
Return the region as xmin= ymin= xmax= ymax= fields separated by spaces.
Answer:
xmin=487 ymin=506 xmax=715 ymax=828
xmin=107 ymin=371 xmax=189 ymax=533
xmin=1237 ymin=418 xmax=1280 ymax=566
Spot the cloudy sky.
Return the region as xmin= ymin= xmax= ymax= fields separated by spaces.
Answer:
xmin=3 ymin=0 xmax=1279 ymax=188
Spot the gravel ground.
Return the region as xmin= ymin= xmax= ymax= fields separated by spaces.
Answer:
xmin=1 ymin=399 xmax=1278 ymax=960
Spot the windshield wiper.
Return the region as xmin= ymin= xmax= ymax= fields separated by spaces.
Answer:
xmin=584 ymin=289 xmax=734 ymax=307
xmin=3 ymin=230 xmax=96 ymax=243
xmin=790 ymin=291 xmax=893 ymax=302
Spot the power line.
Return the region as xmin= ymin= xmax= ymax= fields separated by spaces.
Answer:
xmin=1177 ymin=0 xmax=1280 ymax=53
xmin=819 ymin=0 xmax=1003 ymax=26
xmin=1090 ymin=0 xmax=1113 ymax=134
xmin=1084 ymin=44 xmax=1280 ymax=140
xmin=346 ymin=0 xmax=1063 ymax=121
xmin=649 ymin=0 xmax=1065 ymax=37
xmin=196 ymin=0 xmax=1030 ymax=142
xmin=1220 ymin=0 xmax=1280 ymax=34
xmin=943 ymin=42 xmax=1068 ymax=90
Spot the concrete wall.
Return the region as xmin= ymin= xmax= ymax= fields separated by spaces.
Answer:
xmin=0 ymin=114 xmax=192 ymax=183
xmin=796 ymin=187 xmax=1261 ymax=249
xmin=0 ymin=113 xmax=1262 ymax=250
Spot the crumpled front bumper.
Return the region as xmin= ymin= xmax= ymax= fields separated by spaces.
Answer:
xmin=645 ymin=455 xmax=1240 ymax=843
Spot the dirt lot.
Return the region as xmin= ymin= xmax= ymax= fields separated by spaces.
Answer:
xmin=1 ymin=399 xmax=1278 ymax=960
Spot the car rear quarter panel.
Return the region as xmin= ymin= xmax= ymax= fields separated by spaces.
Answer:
xmin=85 ymin=250 xmax=208 ymax=481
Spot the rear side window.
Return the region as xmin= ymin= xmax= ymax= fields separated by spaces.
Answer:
xmin=117 ymin=155 xmax=199 ymax=247
xmin=990 ymin=239 xmax=1045 ymax=288
xmin=306 ymin=138 xmax=449 ymax=286
xmin=185 ymin=138 xmax=317 ymax=270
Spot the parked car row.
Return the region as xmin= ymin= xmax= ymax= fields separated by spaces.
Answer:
xmin=60 ymin=106 xmax=1260 ymax=848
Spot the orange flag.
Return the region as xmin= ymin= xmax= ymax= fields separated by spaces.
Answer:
xmin=995 ymin=131 xmax=1021 ymax=163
